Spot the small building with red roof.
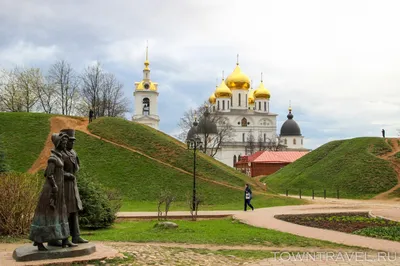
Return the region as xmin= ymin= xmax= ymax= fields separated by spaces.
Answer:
xmin=235 ymin=151 xmax=309 ymax=177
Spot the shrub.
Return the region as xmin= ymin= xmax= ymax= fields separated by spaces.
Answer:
xmin=77 ymin=171 xmax=121 ymax=229
xmin=0 ymin=135 xmax=9 ymax=173
xmin=0 ymin=172 xmax=42 ymax=236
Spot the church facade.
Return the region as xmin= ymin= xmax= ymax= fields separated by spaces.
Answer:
xmin=132 ymin=46 xmax=160 ymax=129
xmin=204 ymin=59 xmax=306 ymax=167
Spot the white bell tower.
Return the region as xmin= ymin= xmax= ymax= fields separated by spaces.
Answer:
xmin=132 ymin=44 xmax=160 ymax=129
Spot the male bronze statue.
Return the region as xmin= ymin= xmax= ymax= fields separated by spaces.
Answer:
xmin=61 ymin=129 xmax=88 ymax=244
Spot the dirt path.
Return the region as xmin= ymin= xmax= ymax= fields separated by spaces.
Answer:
xmin=28 ymin=116 xmax=253 ymax=193
xmin=374 ymin=138 xmax=400 ymax=200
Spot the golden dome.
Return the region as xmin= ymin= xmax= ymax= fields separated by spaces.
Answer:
xmin=209 ymin=92 xmax=216 ymax=104
xmin=135 ymin=81 xmax=157 ymax=91
xmin=225 ymin=64 xmax=250 ymax=90
xmin=215 ymin=79 xmax=232 ymax=98
xmin=248 ymin=88 xmax=255 ymax=105
xmin=254 ymin=81 xmax=271 ymax=99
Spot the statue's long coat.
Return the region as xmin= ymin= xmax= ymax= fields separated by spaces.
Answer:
xmin=63 ymin=149 xmax=83 ymax=213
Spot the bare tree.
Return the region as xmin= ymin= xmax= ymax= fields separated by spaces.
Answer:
xmin=178 ymin=102 xmax=233 ymax=157
xmin=16 ymin=67 xmax=42 ymax=112
xmin=80 ymin=62 xmax=128 ymax=118
xmin=245 ymin=130 xmax=256 ymax=155
xmin=80 ymin=62 xmax=104 ymax=118
xmin=36 ymin=81 xmax=57 ymax=114
xmin=257 ymin=132 xmax=266 ymax=151
xmin=99 ymin=73 xmax=129 ymax=117
xmin=265 ymin=135 xmax=286 ymax=151
xmin=48 ymin=60 xmax=79 ymax=116
xmin=0 ymin=69 xmax=23 ymax=112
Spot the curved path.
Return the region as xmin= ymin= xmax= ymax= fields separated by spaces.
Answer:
xmin=374 ymin=138 xmax=400 ymax=199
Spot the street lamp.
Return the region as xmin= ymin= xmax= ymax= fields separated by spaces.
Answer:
xmin=186 ymin=117 xmax=203 ymax=212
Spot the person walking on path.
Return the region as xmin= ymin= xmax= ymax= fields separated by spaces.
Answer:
xmin=382 ymin=129 xmax=385 ymax=138
xmin=244 ymin=184 xmax=254 ymax=211
xmin=89 ymin=109 xmax=94 ymax=123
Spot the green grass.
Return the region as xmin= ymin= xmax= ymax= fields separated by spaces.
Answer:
xmin=0 ymin=112 xmax=50 ymax=172
xmin=262 ymin=137 xmax=397 ymax=199
xmin=388 ymin=188 xmax=400 ymax=198
xmin=82 ymin=219 xmax=344 ymax=248
xmin=354 ymin=226 xmax=400 ymax=241
xmin=75 ymin=131 xmax=303 ymax=210
xmin=88 ymin=117 xmax=260 ymax=189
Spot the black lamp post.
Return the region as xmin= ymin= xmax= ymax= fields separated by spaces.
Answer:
xmin=186 ymin=117 xmax=203 ymax=212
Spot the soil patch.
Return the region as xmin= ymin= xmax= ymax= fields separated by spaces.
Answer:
xmin=275 ymin=212 xmax=400 ymax=233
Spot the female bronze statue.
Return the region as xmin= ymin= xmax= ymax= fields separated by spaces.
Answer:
xmin=29 ymin=132 xmax=77 ymax=250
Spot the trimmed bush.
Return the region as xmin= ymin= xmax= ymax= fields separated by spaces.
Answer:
xmin=0 ymin=172 xmax=42 ymax=236
xmin=0 ymin=135 xmax=9 ymax=173
xmin=78 ymin=171 xmax=121 ymax=229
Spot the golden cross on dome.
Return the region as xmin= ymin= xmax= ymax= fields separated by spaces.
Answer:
xmin=236 ymin=54 xmax=239 ymax=65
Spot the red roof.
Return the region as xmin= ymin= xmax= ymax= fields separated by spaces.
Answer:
xmin=238 ymin=151 xmax=309 ymax=164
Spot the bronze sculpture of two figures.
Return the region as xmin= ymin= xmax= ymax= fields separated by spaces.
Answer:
xmin=29 ymin=129 xmax=88 ymax=251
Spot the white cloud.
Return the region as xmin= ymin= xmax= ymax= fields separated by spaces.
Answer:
xmin=1 ymin=0 xmax=400 ymax=148
xmin=0 ymin=41 xmax=59 ymax=68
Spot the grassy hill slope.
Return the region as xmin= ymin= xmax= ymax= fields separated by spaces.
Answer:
xmin=76 ymin=131 xmax=302 ymax=210
xmin=262 ymin=137 xmax=397 ymax=199
xmin=88 ymin=117 xmax=259 ymax=189
xmin=0 ymin=112 xmax=50 ymax=172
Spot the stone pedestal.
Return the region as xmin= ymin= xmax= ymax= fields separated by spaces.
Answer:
xmin=13 ymin=243 xmax=96 ymax=262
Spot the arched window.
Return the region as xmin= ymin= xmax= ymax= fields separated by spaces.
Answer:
xmin=238 ymin=155 xmax=241 ymax=161
xmin=258 ymin=102 xmax=261 ymax=110
xmin=239 ymin=94 xmax=241 ymax=106
xmin=284 ymin=139 xmax=287 ymax=145
xmin=293 ymin=139 xmax=296 ymax=145
xmin=217 ymin=101 xmax=220 ymax=110
xmin=264 ymin=134 xmax=266 ymax=142
xmin=242 ymin=133 xmax=245 ymax=142
xmin=241 ymin=117 xmax=247 ymax=127
xmin=264 ymin=102 xmax=266 ymax=111
xmin=142 ymin=98 xmax=150 ymax=115
xmin=222 ymin=100 xmax=225 ymax=110
xmin=213 ymin=106 xmax=216 ymax=112
xmin=245 ymin=94 xmax=247 ymax=107
xmin=233 ymin=155 xmax=237 ymax=166
xmin=227 ymin=101 xmax=229 ymax=109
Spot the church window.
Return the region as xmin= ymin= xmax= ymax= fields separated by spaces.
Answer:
xmin=293 ymin=139 xmax=296 ymax=145
xmin=222 ymin=100 xmax=225 ymax=110
xmin=217 ymin=101 xmax=220 ymax=110
xmin=227 ymin=101 xmax=230 ymax=109
xmin=264 ymin=133 xmax=266 ymax=142
xmin=239 ymin=94 xmax=241 ymax=106
xmin=242 ymin=133 xmax=245 ymax=142
xmin=241 ymin=117 xmax=247 ymax=127
xmin=213 ymin=106 xmax=216 ymax=112
xmin=245 ymin=94 xmax=247 ymax=107
xmin=264 ymin=102 xmax=266 ymax=111
xmin=258 ymin=102 xmax=261 ymax=110
xmin=284 ymin=139 xmax=287 ymax=145
xmin=142 ymin=98 xmax=150 ymax=115
xmin=233 ymin=155 xmax=237 ymax=166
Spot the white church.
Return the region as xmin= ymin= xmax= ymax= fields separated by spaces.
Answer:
xmin=132 ymin=48 xmax=307 ymax=167
xmin=202 ymin=58 xmax=307 ymax=167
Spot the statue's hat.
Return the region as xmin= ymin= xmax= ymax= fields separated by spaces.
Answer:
xmin=60 ymin=129 xmax=76 ymax=140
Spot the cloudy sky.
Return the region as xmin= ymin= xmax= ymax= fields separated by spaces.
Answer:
xmin=1 ymin=0 xmax=399 ymax=149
